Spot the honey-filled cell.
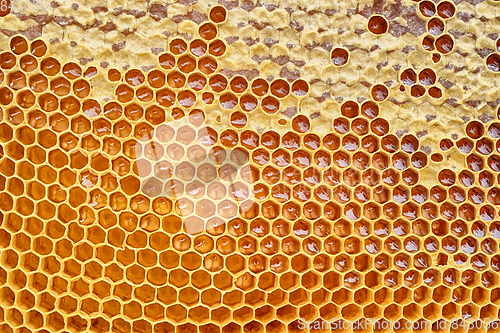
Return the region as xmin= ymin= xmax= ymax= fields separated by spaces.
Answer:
xmin=367 ymin=15 xmax=388 ymax=35
xmin=20 ymin=55 xmax=37 ymax=72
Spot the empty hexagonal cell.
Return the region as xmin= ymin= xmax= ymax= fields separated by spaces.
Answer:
xmin=46 ymin=312 xmax=65 ymax=331
xmin=230 ymin=306 xmax=252 ymax=324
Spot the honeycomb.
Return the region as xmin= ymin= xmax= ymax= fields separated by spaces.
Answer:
xmin=2 ymin=0 xmax=500 ymax=332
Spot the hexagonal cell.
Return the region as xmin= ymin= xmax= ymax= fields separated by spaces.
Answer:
xmin=352 ymin=288 xmax=372 ymax=306
xmin=155 ymin=286 xmax=176 ymax=307
xmin=331 ymin=288 xmax=352 ymax=307
xmin=143 ymin=303 xmax=165 ymax=321
xmin=274 ymin=304 xmax=296 ymax=323
xmin=178 ymin=287 xmax=200 ymax=307
xmin=81 ymin=298 xmax=99 ymax=315
xmin=198 ymin=288 xmax=221 ymax=308
xmin=341 ymin=303 xmax=362 ymax=321
xmin=232 ymin=306 xmax=253 ymax=324
xmin=31 ymin=294 xmax=54 ymax=318
xmin=188 ymin=270 xmax=209 ymax=290
xmin=226 ymin=254 xmax=246 ymax=274
xmin=46 ymin=312 xmax=65 ymax=331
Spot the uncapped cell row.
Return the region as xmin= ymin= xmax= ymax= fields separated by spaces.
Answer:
xmin=2 ymin=120 xmax=404 ymax=160
xmin=2 ymin=268 xmax=496 ymax=312
xmin=1 ymin=140 xmax=432 ymax=171
xmin=0 ymin=69 xmax=309 ymax=98
xmin=9 ymin=109 xmax=500 ymax=160
xmin=5 ymin=210 xmax=500 ymax=247
xmin=3 ymin=235 xmax=495 ymax=289
xmin=3 ymin=216 xmax=500 ymax=275
xmin=8 ymin=167 xmax=500 ymax=222
xmin=1 ymin=125 xmax=437 ymax=172
xmin=4 ymin=163 xmax=500 ymax=221
xmin=0 ymin=87 xmax=308 ymax=117
xmin=1 ymin=120 xmax=420 ymax=159
xmin=11 ymin=185 xmax=500 ymax=225
xmin=3 ymin=215 xmax=499 ymax=261
xmin=6 ymin=280 xmax=497 ymax=328
xmin=0 ymin=268 xmax=497 ymax=318
xmin=3 ymin=148 xmax=500 ymax=201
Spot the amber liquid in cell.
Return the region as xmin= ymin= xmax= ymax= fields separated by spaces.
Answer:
xmin=20 ymin=55 xmax=37 ymax=72
xmin=1 ymin=52 xmax=16 ymax=69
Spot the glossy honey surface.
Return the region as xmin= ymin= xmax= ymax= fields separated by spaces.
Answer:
xmin=1 ymin=1 xmax=500 ymax=332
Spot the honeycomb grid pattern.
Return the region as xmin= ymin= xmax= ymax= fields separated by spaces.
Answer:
xmin=2 ymin=0 xmax=500 ymax=332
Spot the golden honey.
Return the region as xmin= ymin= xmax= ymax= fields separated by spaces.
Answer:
xmin=1 ymin=0 xmax=500 ymax=332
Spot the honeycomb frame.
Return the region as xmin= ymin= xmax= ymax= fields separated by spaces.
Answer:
xmin=1 ymin=0 xmax=500 ymax=332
